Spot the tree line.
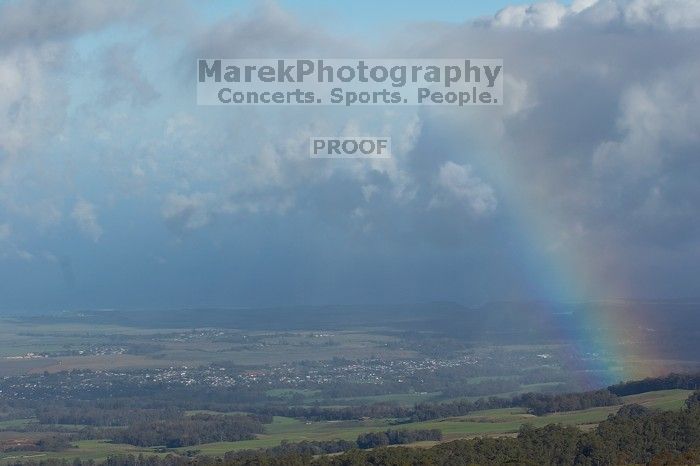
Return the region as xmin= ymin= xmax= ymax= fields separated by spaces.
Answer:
xmin=512 ymin=389 xmax=620 ymax=416
xmin=222 ymin=428 xmax=442 ymax=460
xmin=105 ymin=414 xmax=265 ymax=448
xmin=255 ymin=388 xmax=621 ymax=422
xmin=355 ymin=429 xmax=442 ymax=449
xmin=608 ymin=372 xmax=700 ymax=396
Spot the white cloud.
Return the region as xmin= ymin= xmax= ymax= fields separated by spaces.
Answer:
xmin=571 ymin=0 xmax=599 ymax=14
xmin=491 ymin=0 xmax=700 ymax=30
xmin=0 ymin=223 xmax=33 ymax=261
xmin=494 ymin=2 xmax=569 ymax=28
xmin=593 ymin=64 xmax=700 ymax=179
xmin=162 ymin=192 xmax=217 ymax=232
xmin=0 ymin=223 xmax=10 ymax=241
xmin=71 ymin=199 xmax=103 ymax=242
xmin=0 ymin=44 xmax=68 ymax=161
xmin=0 ymin=0 xmax=143 ymax=47
xmin=100 ymin=44 xmax=159 ymax=106
xmin=437 ymin=162 xmax=497 ymax=215
xmin=622 ymin=0 xmax=700 ymax=29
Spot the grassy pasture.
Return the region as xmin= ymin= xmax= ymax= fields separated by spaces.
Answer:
xmin=0 ymin=389 xmax=691 ymax=463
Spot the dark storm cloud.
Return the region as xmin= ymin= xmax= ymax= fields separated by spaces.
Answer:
xmin=379 ymin=0 xmax=700 ymax=293
xmin=161 ymin=1 xmax=700 ymax=299
xmin=1 ymin=0 xmax=700 ymax=310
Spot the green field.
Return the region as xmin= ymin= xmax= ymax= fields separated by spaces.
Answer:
xmin=0 ymin=419 xmax=33 ymax=430
xmin=0 ymin=389 xmax=691 ymax=464
xmin=623 ymin=389 xmax=693 ymax=411
xmin=180 ymin=389 xmax=693 ymax=456
xmin=0 ymin=440 xmax=164 ymax=464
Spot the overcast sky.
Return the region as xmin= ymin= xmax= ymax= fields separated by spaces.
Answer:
xmin=0 ymin=0 xmax=699 ymax=312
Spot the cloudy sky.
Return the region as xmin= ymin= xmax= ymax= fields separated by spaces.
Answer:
xmin=0 ymin=0 xmax=699 ymax=312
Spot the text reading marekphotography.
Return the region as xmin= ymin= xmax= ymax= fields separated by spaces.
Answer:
xmin=197 ymin=59 xmax=503 ymax=106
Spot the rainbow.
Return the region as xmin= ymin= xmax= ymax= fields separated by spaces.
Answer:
xmin=460 ymin=133 xmax=667 ymax=388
